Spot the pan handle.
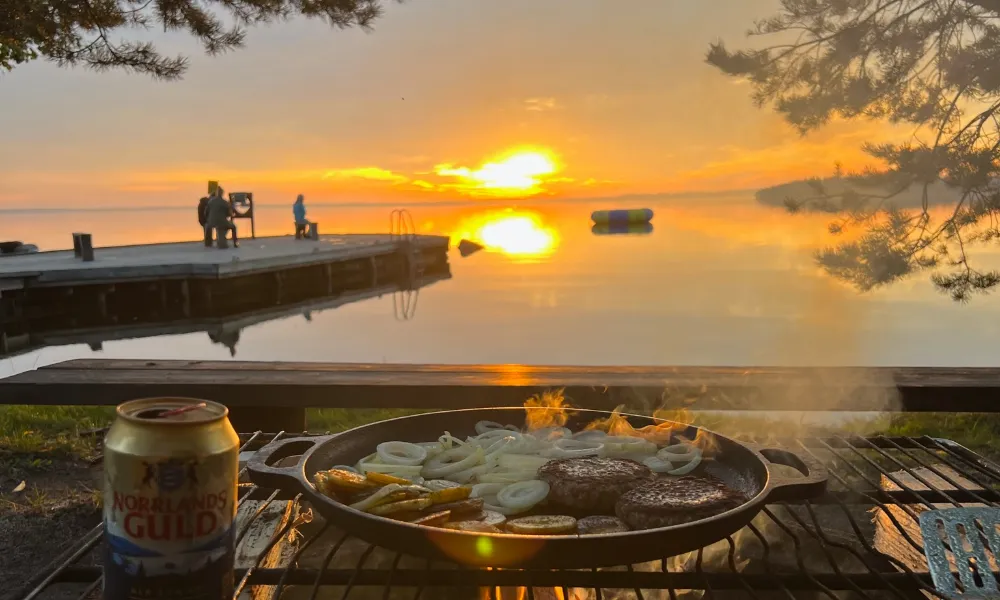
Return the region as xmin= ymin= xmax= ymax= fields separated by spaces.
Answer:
xmin=748 ymin=444 xmax=829 ymax=503
xmin=246 ymin=434 xmax=335 ymax=492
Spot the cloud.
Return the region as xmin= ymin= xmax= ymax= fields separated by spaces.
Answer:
xmin=321 ymin=167 xmax=410 ymax=184
xmin=524 ymin=97 xmax=561 ymax=112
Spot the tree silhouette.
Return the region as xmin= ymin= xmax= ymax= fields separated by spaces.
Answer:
xmin=708 ymin=0 xmax=1000 ymax=301
xmin=0 ymin=0 xmax=392 ymax=80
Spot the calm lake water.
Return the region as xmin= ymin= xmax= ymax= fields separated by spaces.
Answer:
xmin=3 ymin=193 xmax=1000 ymax=379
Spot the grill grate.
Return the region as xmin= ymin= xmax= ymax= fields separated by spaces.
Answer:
xmin=16 ymin=432 xmax=1000 ymax=600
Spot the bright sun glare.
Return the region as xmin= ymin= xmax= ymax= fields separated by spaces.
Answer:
xmin=454 ymin=210 xmax=559 ymax=259
xmin=436 ymin=149 xmax=558 ymax=196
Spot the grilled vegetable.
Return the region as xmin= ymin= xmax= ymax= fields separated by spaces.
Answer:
xmin=506 ymin=515 xmax=577 ymax=535
xmin=429 ymin=486 xmax=472 ymax=504
xmin=433 ymin=497 xmax=485 ymax=516
xmin=478 ymin=510 xmax=507 ymax=528
xmin=410 ymin=510 xmax=452 ymax=526
xmin=366 ymin=472 xmax=414 ymax=486
xmin=369 ymin=496 xmax=434 ymax=516
xmin=442 ymin=521 xmax=503 ymax=533
xmin=349 ymin=484 xmax=425 ymax=512
xmin=576 ymin=515 xmax=629 ymax=535
xmin=319 ymin=468 xmax=379 ymax=493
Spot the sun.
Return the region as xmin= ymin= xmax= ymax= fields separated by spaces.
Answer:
xmin=435 ymin=149 xmax=559 ymax=197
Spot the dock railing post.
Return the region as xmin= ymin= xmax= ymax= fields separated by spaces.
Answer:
xmin=79 ymin=234 xmax=94 ymax=262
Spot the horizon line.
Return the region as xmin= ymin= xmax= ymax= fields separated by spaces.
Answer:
xmin=0 ymin=187 xmax=757 ymax=214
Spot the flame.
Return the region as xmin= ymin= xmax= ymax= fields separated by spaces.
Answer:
xmin=580 ymin=405 xmax=720 ymax=454
xmin=523 ymin=389 xmax=571 ymax=430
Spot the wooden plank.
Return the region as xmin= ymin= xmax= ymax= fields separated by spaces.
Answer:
xmin=234 ymin=455 xmax=307 ymax=600
xmin=2 ymin=359 xmax=999 ymax=411
xmin=873 ymin=464 xmax=988 ymax=599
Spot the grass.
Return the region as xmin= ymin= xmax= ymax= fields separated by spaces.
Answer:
xmin=0 ymin=405 xmax=113 ymax=458
xmin=3 ymin=405 xmax=1000 ymax=463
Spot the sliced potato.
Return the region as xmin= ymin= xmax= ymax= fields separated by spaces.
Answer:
xmin=320 ymin=468 xmax=378 ymax=492
xmin=410 ymin=510 xmax=452 ymax=526
xmin=429 ymin=486 xmax=471 ymax=505
xmin=366 ymin=472 xmax=413 ymax=486
xmin=506 ymin=515 xmax=577 ymax=535
xmin=479 ymin=510 xmax=507 ymax=528
xmin=369 ymin=496 xmax=434 ymax=516
xmin=576 ymin=515 xmax=629 ymax=535
xmin=433 ymin=497 xmax=484 ymax=516
xmin=442 ymin=521 xmax=503 ymax=533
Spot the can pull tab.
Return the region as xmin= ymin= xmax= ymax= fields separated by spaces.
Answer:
xmin=157 ymin=403 xmax=208 ymax=419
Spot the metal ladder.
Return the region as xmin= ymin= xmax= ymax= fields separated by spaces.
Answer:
xmin=389 ymin=209 xmax=421 ymax=321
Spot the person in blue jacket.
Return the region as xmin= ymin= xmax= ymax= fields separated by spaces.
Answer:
xmin=293 ymin=194 xmax=311 ymax=239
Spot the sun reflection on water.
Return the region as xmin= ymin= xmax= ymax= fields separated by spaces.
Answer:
xmin=453 ymin=210 xmax=560 ymax=260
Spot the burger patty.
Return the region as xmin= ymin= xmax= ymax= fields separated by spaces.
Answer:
xmin=615 ymin=476 xmax=747 ymax=530
xmin=539 ymin=457 xmax=653 ymax=513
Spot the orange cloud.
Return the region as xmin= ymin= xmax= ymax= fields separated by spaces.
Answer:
xmin=321 ymin=167 xmax=410 ymax=184
xmin=524 ymin=97 xmax=561 ymax=112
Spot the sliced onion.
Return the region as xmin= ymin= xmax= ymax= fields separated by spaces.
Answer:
xmin=644 ymin=447 xmax=703 ymax=475
xmin=471 ymin=483 xmax=507 ymax=498
xmin=599 ymin=436 xmax=657 ymax=458
xmin=657 ymin=443 xmax=699 ymax=462
xmin=450 ymin=463 xmax=492 ymax=483
xmin=572 ymin=429 xmax=608 ymax=442
xmin=532 ymin=426 xmax=572 ymax=441
xmin=349 ymin=484 xmax=403 ymax=511
xmin=497 ymin=480 xmax=550 ymax=513
xmin=438 ymin=432 xmax=467 ymax=449
xmin=475 ymin=421 xmax=509 ymax=435
xmin=360 ymin=463 xmax=423 ymax=476
xmin=417 ymin=442 xmax=445 ymax=457
xmin=377 ymin=441 xmax=428 ymax=466
xmin=666 ymin=451 xmax=703 ymax=475
xmin=478 ymin=470 xmax=538 ymax=483
xmin=421 ymin=447 xmax=484 ymax=478
xmin=542 ymin=438 xmax=603 ymax=459
xmin=498 ymin=454 xmax=550 ymax=471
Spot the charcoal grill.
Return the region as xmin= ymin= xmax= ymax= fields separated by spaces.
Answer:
xmin=15 ymin=431 xmax=1000 ymax=600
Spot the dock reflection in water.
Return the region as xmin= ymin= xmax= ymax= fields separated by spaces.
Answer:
xmin=0 ymin=233 xmax=452 ymax=359
xmin=2 ymin=271 xmax=450 ymax=359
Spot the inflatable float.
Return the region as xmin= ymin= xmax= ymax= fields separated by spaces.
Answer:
xmin=591 ymin=223 xmax=654 ymax=236
xmin=591 ymin=208 xmax=653 ymax=225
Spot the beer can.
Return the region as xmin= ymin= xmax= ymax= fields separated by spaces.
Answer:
xmin=103 ymin=398 xmax=239 ymax=600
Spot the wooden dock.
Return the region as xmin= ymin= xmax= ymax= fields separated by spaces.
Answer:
xmin=0 ymin=234 xmax=450 ymax=355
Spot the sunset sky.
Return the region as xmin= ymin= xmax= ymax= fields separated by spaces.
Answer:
xmin=0 ymin=0 xmax=907 ymax=208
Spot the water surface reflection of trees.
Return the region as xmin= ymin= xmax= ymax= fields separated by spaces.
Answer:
xmin=709 ymin=0 xmax=1000 ymax=301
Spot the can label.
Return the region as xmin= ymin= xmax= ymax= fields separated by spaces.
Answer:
xmin=104 ymin=452 xmax=236 ymax=600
